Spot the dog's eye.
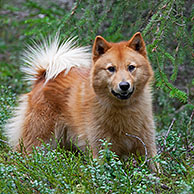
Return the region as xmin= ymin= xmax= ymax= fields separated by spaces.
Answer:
xmin=128 ymin=65 xmax=135 ymax=72
xmin=107 ymin=66 xmax=115 ymax=73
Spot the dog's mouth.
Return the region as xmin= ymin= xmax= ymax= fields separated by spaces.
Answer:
xmin=111 ymin=87 xmax=134 ymax=100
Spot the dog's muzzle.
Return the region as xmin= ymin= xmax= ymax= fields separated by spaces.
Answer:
xmin=111 ymin=87 xmax=134 ymax=100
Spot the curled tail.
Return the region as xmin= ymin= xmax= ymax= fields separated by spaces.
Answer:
xmin=21 ymin=35 xmax=91 ymax=83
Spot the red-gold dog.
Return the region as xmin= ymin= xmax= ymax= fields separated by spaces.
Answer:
xmin=6 ymin=33 xmax=158 ymax=171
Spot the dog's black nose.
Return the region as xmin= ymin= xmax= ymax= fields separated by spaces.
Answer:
xmin=119 ymin=82 xmax=130 ymax=91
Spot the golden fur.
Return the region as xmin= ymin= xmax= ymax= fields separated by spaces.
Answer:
xmin=5 ymin=32 xmax=158 ymax=171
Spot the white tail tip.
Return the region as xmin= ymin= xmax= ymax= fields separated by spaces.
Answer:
xmin=21 ymin=35 xmax=92 ymax=83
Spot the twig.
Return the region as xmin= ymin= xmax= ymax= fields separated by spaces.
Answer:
xmin=160 ymin=118 xmax=176 ymax=153
xmin=185 ymin=109 xmax=194 ymax=150
xmin=0 ymin=138 xmax=9 ymax=144
xmin=125 ymin=133 xmax=148 ymax=168
xmin=188 ymin=109 xmax=194 ymax=133
xmin=175 ymin=104 xmax=187 ymax=114
xmin=186 ymin=145 xmax=194 ymax=153
xmin=71 ymin=0 xmax=81 ymax=16
xmin=173 ymin=22 xmax=185 ymax=27
xmin=164 ymin=118 xmax=176 ymax=147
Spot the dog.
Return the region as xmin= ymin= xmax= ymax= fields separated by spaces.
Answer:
xmin=5 ymin=32 xmax=158 ymax=171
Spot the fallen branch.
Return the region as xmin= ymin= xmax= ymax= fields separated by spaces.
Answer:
xmin=71 ymin=0 xmax=81 ymax=16
xmin=0 ymin=138 xmax=9 ymax=144
xmin=163 ymin=118 xmax=176 ymax=151
xmin=125 ymin=133 xmax=148 ymax=168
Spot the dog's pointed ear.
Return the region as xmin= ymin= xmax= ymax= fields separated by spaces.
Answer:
xmin=128 ymin=32 xmax=147 ymax=58
xmin=92 ymin=36 xmax=111 ymax=62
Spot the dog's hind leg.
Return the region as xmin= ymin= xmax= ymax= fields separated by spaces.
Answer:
xmin=6 ymin=94 xmax=62 ymax=152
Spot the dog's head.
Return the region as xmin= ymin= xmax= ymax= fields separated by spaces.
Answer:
xmin=91 ymin=32 xmax=154 ymax=105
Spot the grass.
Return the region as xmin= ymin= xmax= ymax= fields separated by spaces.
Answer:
xmin=0 ymin=127 xmax=193 ymax=193
xmin=0 ymin=0 xmax=194 ymax=193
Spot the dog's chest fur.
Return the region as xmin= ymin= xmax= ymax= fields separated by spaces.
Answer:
xmin=79 ymin=97 xmax=152 ymax=156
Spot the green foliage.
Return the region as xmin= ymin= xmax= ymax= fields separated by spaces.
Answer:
xmin=155 ymin=67 xmax=188 ymax=103
xmin=144 ymin=0 xmax=194 ymax=105
xmin=0 ymin=141 xmax=160 ymax=193
xmin=0 ymin=0 xmax=194 ymax=193
xmin=0 ymin=138 xmax=194 ymax=193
